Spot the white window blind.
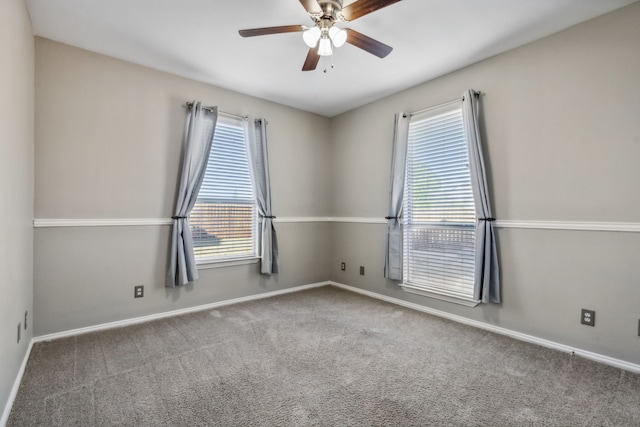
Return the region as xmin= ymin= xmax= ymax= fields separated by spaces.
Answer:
xmin=403 ymin=103 xmax=477 ymax=301
xmin=189 ymin=115 xmax=257 ymax=261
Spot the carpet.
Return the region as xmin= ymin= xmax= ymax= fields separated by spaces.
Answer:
xmin=8 ymin=285 xmax=640 ymax=426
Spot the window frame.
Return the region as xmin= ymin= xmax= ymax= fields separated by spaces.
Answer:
xmin=400 ymin=101 xmax=480 ymax=307
xmin=190 ymin=114 xmax=260 ymax=268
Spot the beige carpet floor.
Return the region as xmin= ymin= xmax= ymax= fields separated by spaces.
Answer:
xmin=8 ymin=285 xmax=640 ymax=426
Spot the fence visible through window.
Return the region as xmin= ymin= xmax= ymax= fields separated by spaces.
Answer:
xmin=190 ymin=201 xmax=255 ymax=259
xmin=404 ymin=223 xmax=476 ymax=296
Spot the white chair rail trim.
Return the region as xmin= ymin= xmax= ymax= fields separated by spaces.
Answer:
xmin=496 ymin=220 xmax=640 ymax=233
xmin=33 ymin=217 xmax=331 ymax=227
xmin=34 ymin=218 xmax=173 ymax=227
xmin=33 ymin=217 xmax=640 ymax=232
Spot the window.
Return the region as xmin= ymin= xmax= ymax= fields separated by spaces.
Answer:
xmin=402 ymin=102 xmax=478 ymax=305
xmin=189 ymin=115 xmax=258 ymax=263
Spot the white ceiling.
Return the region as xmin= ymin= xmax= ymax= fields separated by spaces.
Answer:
xmin=26 ymin=0 xmax=637 ymax=117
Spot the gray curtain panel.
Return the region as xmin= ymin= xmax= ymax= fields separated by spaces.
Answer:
xmin=384 ymin=113 xmax=410 ymax=280
xmin=166 ymin=102 xmax=217 ymax=287
xmin=462 ymin=90 xmax=500 ymax=303
xmin=247 ymin=118 xmax=279 ymax=275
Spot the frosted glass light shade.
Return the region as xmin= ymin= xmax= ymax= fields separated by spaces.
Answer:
xmin=318 ymin=37 xmax=333 ymax=56
xmin=329 ymin=27 xmax=347 ymax=48
xmin=303 ymin=27 xmax=321 ymax=48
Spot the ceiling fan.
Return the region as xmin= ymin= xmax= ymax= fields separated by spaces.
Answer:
xmin=239 ymin=0 xmax=401 ymax=71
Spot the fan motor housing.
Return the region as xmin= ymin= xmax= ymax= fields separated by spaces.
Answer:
xmin=318 ymin=0 xmax=343 ymax=21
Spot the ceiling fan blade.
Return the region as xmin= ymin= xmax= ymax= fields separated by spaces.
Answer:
xmin=239 ymin=25 xmax=303 ymax=38
xmin=298 ymin=0 xmax=321 ymax=14
xmin=341 ymin=0 xmax=401 ymax=21
xmin=302 ymin=46 xmax=320 ymax=71
xmin=346 ymin=29 xmax=393 ymax=58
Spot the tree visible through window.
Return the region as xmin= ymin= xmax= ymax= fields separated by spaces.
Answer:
xmin=189 ymin=115 xmax=257 ymax=262
xmin=403 ymin=102 xmax=477 ymax=301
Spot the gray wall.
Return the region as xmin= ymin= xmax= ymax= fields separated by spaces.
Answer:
xmin=34 ymin=38 xmax=332 ymax=336
xmin=329 ymin=3 xmax=640 ymax=365
xmin=0 ymin=0 xmax=34 ymax=417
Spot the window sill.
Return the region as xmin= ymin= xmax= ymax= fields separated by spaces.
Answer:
xmin=196 ymin=257 xmax=260 ymax=270
xmin=400 ymin=283 xmax=480 ymax=307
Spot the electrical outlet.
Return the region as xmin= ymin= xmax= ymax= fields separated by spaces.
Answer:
xmin=637 ymin=319 xmax=640 ymax=337
xmin=581 ymin=309 xmax=595 ymax=326
xmin=340 ymin=262 xmax=345 ymax=271
xmin=24 ymin=311 xmax=28 ymax=330
xmin=17 ymin=323 xmax=21 ymax=343
xmin=134 ymin=286 xmax=144 ymax=298
xmin=360 ymin=266 xmax=365 ymax=275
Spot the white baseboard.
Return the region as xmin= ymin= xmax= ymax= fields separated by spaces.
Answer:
xmin=1 ymin=340 xmax=33 ymax=427
xmin=329 ymin=281 xmax=640 ymax=374
xmin=34 ymin=281 xmax=331 ymax=343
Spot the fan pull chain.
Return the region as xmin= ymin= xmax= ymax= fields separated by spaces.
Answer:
xmin=322 ymin=55 xmax=335 ymax=74
xmin=323 ymin=64 xmax=335 ymax=73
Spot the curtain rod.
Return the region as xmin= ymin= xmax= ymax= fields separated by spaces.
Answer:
xmin=184 ymin=102 xmax=248 ymax=121
xmin=406 ymin=91 xmax=481 ymax=118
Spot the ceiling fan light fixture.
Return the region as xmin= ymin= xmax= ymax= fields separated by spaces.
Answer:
xmin=303 ymin=26 xmax=321 ymax=48
xmin=318 ymin=36 xmax=333 ymax=56
xmin=329 ymin=27 xmax=347 ymax=48
xmin=239 ymin=0 xmax=398 ymax=71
